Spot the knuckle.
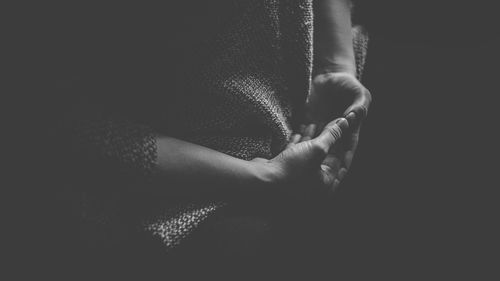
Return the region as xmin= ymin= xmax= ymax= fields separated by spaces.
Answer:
xmin=310 ymin=141 xmax=329 ymax=157
xmin=326 ymin=125 xmax=342 ymax=140
xmin=360 ymin=105 xmax=369 ymax=117
xmin=364 ymin=88 xmax=372 ymax=103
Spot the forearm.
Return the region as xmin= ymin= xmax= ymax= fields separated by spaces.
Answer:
xmin=68 ymin=93 xmax=270 ymax=198
xmin=313 ymin=0 xmax=356 ymax=75
xmin=154 ymin=136 xmax=270 ymax=197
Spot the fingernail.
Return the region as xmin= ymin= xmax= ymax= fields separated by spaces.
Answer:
xmin=346 ymin=112 xmax=356 ymax=120
xmin=335 ymin=118 xmax=349 ymax=130
xmin=335 ymin=117 xmax=346 ymax=124
xmin=345 ymin=112 xmax=356 ymax=127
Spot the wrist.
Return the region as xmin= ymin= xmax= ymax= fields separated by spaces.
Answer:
xmin=313 ymin=58 xmax=356 ymax=77
xmin=249 ymin=160 xmax=283 ymax=189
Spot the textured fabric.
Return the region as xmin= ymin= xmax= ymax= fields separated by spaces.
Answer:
xmin=72 ymin=1 xmax=369 ymax=252
xmin=72 ymin=118 xmax=157 ymax=179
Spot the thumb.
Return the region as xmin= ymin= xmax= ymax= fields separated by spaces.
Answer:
xmin=343 ymin=88 xmax=371 ymax=126
xmin=313 ymin=118 xmax=349 ymax=154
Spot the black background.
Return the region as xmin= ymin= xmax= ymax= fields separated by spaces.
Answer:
xmin=339 ymin=0 xmax=498 ymax=278
xmin=10 ymin=1 xmax=499 ymax=279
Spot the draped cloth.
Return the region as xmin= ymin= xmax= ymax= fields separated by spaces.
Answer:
xmin=70 ymin=0 xmax=368 ymax=252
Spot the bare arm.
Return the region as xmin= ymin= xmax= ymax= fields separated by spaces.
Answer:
xmin=67 ymin=95 xmax=268 ymax=198
xmin=153 ymin=135 xmax=267 ymax=197
xmin=306 ymin=0 xmax=372 ymax=190
xmin=68 ymin=92 xmax=349 ymax=199
xmin=313 ymin=0 xmax=356 ymax=75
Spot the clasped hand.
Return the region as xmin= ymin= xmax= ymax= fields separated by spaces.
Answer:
xmin=251 ymin=117 xmax=349 ymax=200
xmin=251 ymin=72 xmax=371 ymax=199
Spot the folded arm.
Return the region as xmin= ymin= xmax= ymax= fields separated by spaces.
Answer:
xmin=66 ymin=92 xmax=348 ymax=200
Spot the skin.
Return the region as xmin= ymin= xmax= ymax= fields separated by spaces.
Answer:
xmin=305 ymin=0 xmax=372 ymax=190
xmin=150 ymin=0 xmax=371 ymax=199
xmin=154 ymin=118 xmax=349 ymax=199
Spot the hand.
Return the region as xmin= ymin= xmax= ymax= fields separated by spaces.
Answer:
xmin=252 ymin=118 xmax=349 ymax=200
xmin=306 ymin=72 xmax=371 ymax=126
xmin=303 ymin=72 xmax=372 ymax=190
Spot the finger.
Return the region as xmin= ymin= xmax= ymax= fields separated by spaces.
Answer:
xmin=343 ymin=150 xmax=356 ymax=170
xmin=320 ymin=164 xmax=336 ymax=187
xmin=344 ymin=111 xmax=358 ymax=129
xmin=323 ymin=137 xmax=343 ymax=167
xmin=299 ymin=124 xmax=306 ymax=135
xmin=332 ymin=179 xmax=341 ymax=193
xmin=337 ymin=167 xmax=348 ymax=182
xmin=343 ymin=88 xmax=371 ymax=124
xmin=290 ymin=133 xmax=302 ymax=144
xmin=322 ymin=153 xmax=342 ymax=175
xmin=324 ymin=151 xmax=348 ymax=191
xmin=286 ymin=133 xmax=302 ymax=148
xmin=306 ymin=118 xmax=348 ymax=166
xmin=300 ymin=124 xmax=316 ymax=142
xmin=315 ymin=118 xmax=349 ymax=148
xmin=342 ymin=122 xmax=361 ymax=151
xmin=342 ymin=124 xmax=361 ymax=169
xmin=344 ymin=107 xmax=365 ymax=129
